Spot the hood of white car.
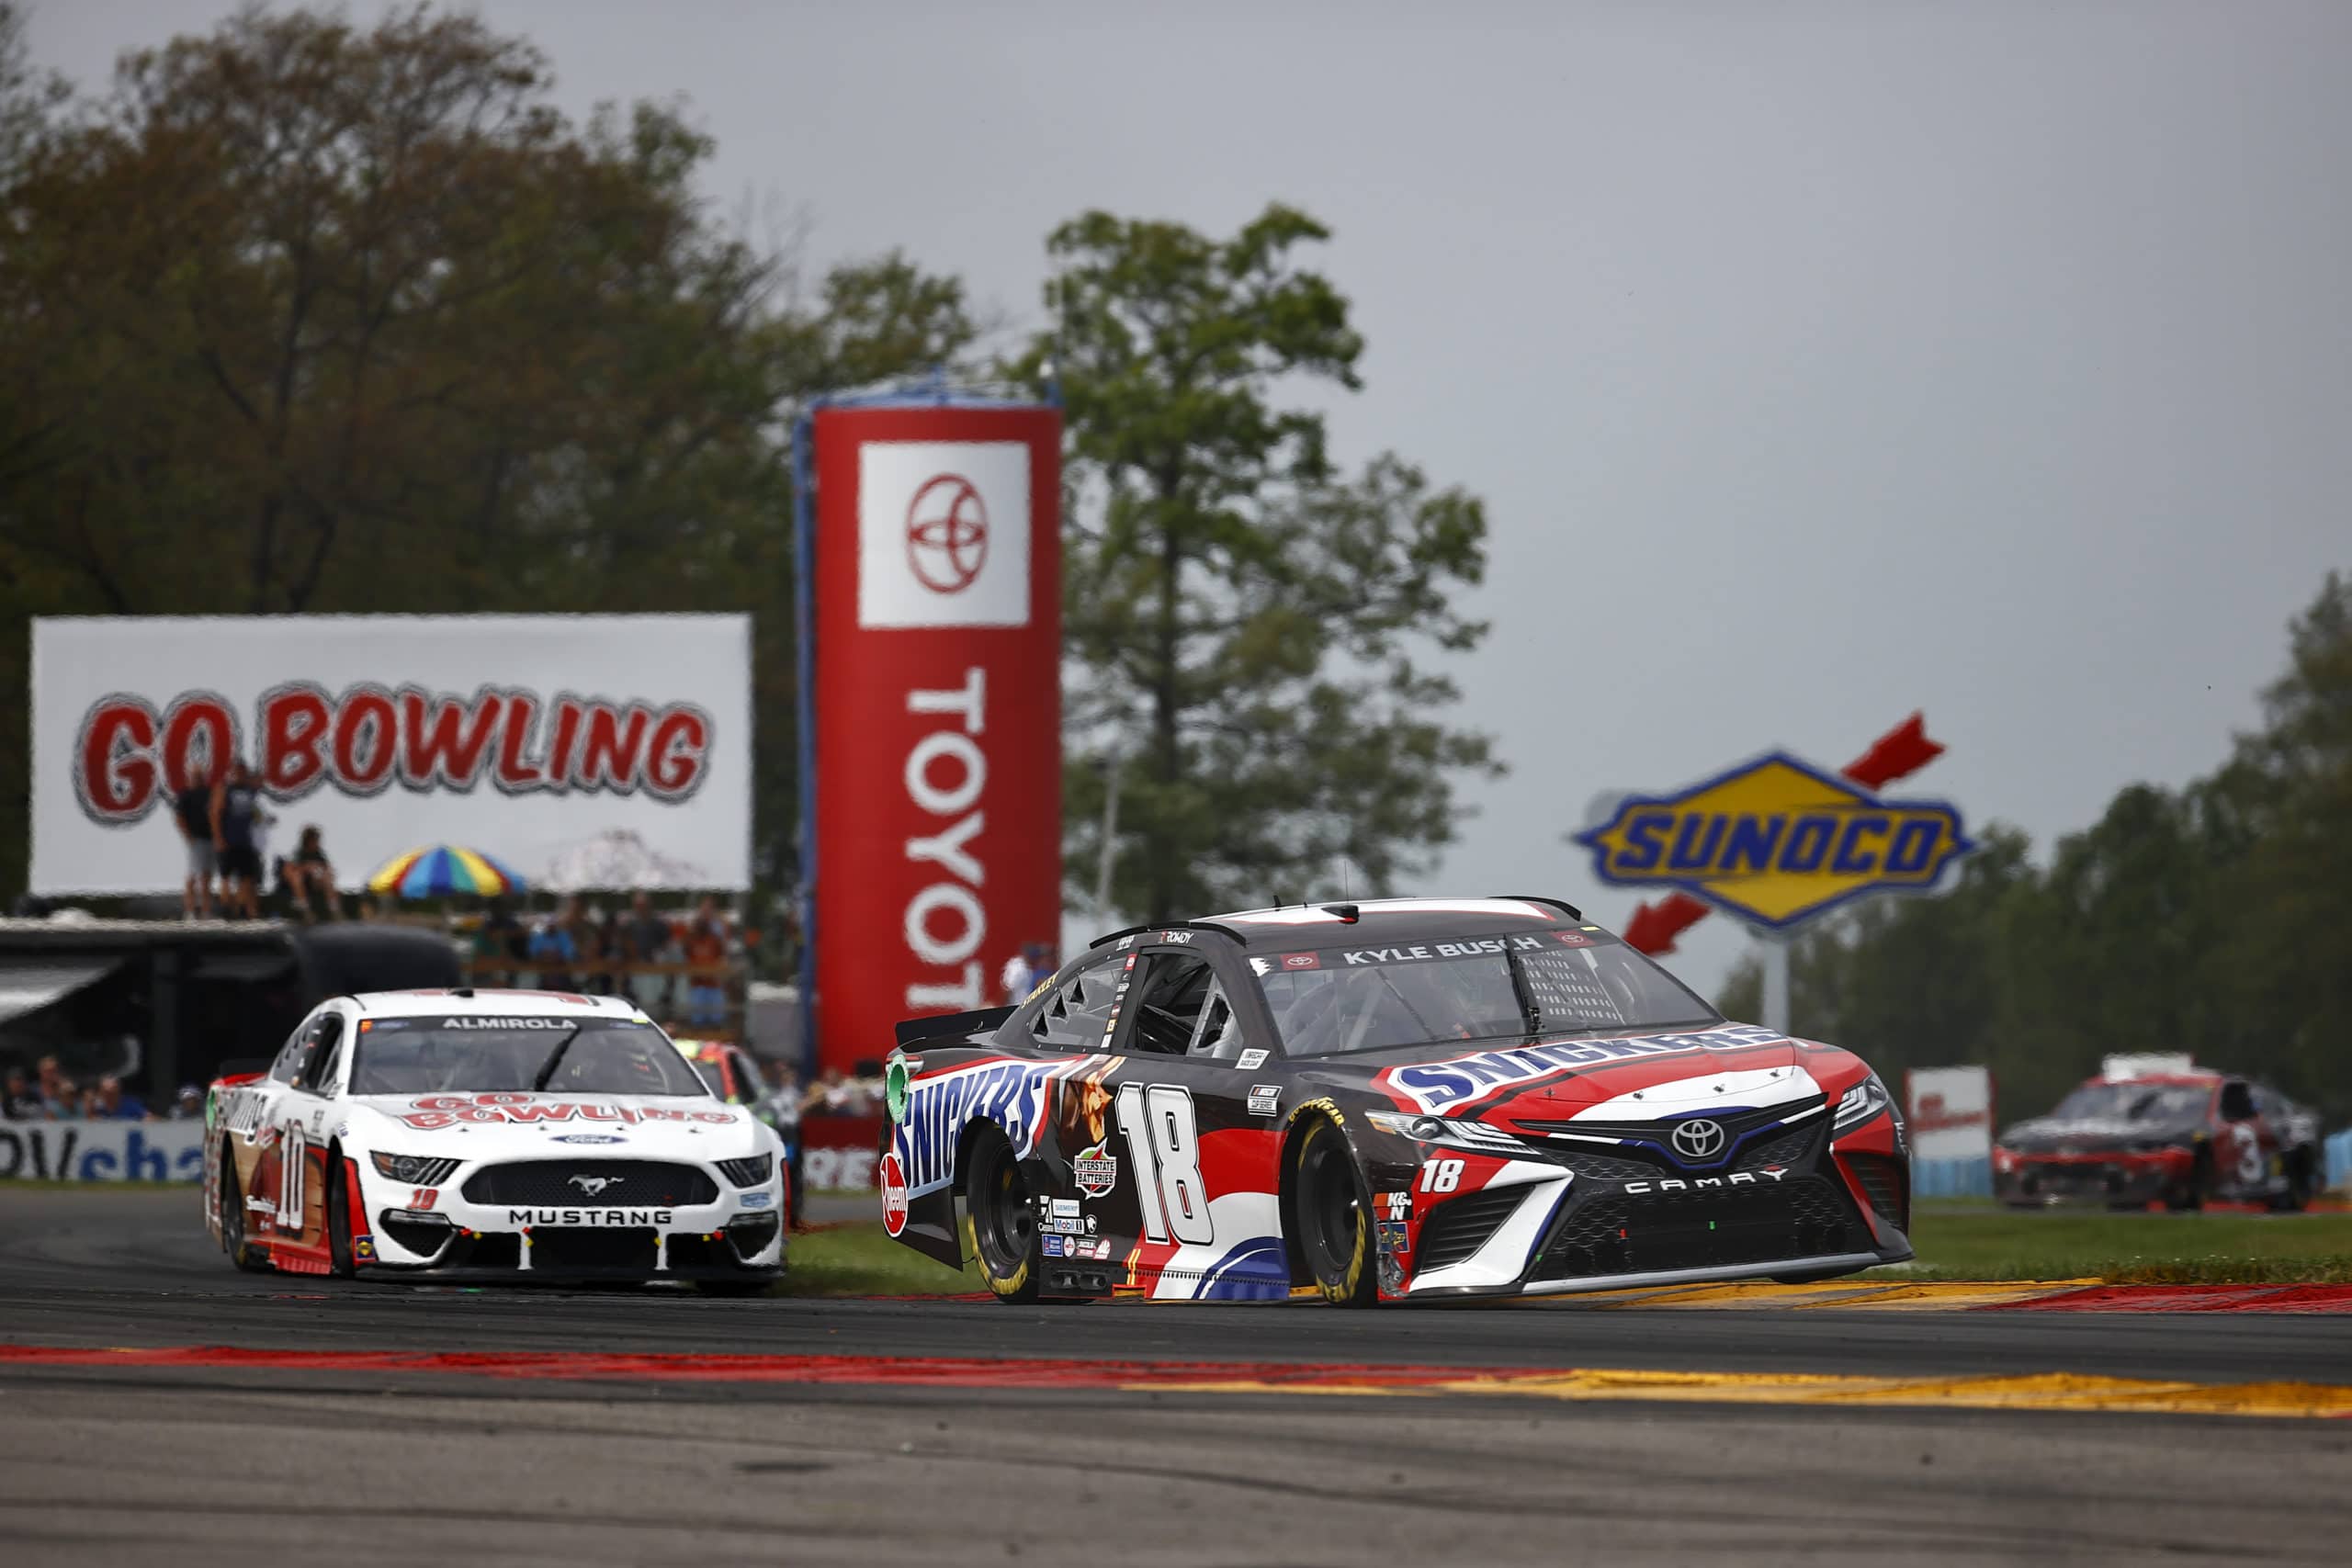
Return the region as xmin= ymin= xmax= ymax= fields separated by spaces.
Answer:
xmin=342 ymin=1091 xmax=771 ymax=1162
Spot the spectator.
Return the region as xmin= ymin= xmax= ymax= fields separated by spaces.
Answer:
xmin=35 ymin=1055 xmax=64 ymax=1111
xmin=620 ymin=892 xmax=678 ymax=1016
xmin=565 ymin=899 xmax=608 ymax=993
xmin=682 ymin=896 xmax=731 ymax=1031
xmin=474 ymin=897 xmax=526 ymax=969
xmin=173 ymin=760 xmax=218 ymax=919
xmin=280 ymin=825 xmax=338 ymax=921
xmin=210 ymin=758 xmax=266 ymax=919
xmin=167 ymin=1084 xmax=204 ymax=1121
xmin=760 ymin=1058 xmax=804 ymax=1227
xmin=2 ymin=1067 xmax=39 ymax=1121
xmin=92 ymin=1075 xmax=148 ymax=1121
xmin=526 ymin=905 xmax=579 ymax=989
xmin=52 ymin=1078 xmax=85 ymax=1120
xmin=798 ymin=1065 xmax=852 ymax=1118
xmin=999 ymin=945 xmax=1036 ymax=1007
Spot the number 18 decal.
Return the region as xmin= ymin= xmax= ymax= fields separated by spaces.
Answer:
xmin=1114 ymin=1082 xmax=1214 ymax=1246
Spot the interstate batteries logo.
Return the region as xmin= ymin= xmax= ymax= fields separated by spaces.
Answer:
xmin=1576 ymin=752 xmax=1973 ymax=930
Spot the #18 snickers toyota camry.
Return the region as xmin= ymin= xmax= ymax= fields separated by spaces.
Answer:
xmin=203 ymin=988 xmax=787 ymax=1287
xmin=879 ymin=897 xmax=1912 ymax=1304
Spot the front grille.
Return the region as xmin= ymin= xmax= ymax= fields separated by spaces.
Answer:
xmin=528 ymin=1227 xmax=658 ymax=1273
xmin=1844 ymin=1153 xmax=1907 ymax=1230
xmin=1737 ymin=1122 xmax=1822 ymax=1172
xmin=1415 ymin=1186 xmax=1532 ymax=1271
xmin=378 ymin=1213 xmax=451 ymax=1258
xmin=460 ymin=1160 xmax=718 ymax=1208
xmin=1549 ymin=1147 xmax=1657 ymax=1181
xmin=1530 ymin=1176 xmax=1859 ymax=1280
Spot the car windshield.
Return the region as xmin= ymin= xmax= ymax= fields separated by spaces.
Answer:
xmin=348 ymin=1017 xmax=707 ymax=1098
xmin=1250 ymin=928 xmax=1722 ymax=1057
xmin=2049 ymin=1082 xmax=2211 ymax=1123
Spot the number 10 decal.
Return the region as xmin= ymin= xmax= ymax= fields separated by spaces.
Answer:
xmin=1114 ymin=1082 xmax=1214 ymax=1246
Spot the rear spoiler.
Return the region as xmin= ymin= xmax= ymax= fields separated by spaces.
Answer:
xmin=893 ymin=1006 xmax=1015 ymax=1049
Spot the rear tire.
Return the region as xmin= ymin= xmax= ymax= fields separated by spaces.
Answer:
xmin=218 ymin=1146 xmax=271 ymax=1273
xmin=966 ymin=1125 xmax=1043 ymax=1304
xmin=1292 ymin=1117 xmax=1376 ymax=1307
xmin=2165 ymin=1151 xmax=2211 ymax=1213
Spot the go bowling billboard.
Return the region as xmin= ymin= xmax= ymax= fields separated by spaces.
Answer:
xmin=798 ymin=398 xmax=1061 ymax=1074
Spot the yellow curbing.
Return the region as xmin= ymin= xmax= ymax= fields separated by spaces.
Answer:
xmin=1126 ymin=1365 xmax=2352 ymax=1418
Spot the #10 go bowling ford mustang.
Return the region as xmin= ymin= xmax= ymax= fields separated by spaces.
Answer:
xmin=203 ymin=988 xmax=787 ymax=1288
xmin=878 ymin=897 xmax=1912 ymax=1304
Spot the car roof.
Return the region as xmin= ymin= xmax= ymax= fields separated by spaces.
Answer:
xmin=346 ymin=987 xmax=644 ymax=1020
xmin=1102 ymin=896 xmax=1588 ymax=953
xmin=2082 ymin=1071 xmax=2221 ymax=1089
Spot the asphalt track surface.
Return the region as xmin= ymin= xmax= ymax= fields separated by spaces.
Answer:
xmin=4 ymin=1190 xmax=2349 ymax=1566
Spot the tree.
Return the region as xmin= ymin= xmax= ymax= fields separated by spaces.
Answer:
xmin=0 ymin=4 xmax=973 ymax=902
xmin=1013 ymin=205 xmax=1502 ymax=919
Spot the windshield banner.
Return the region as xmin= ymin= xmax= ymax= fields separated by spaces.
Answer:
xmin=30 ymin=613 xmax=752 ymax=894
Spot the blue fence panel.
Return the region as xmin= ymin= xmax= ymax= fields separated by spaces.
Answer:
xmin=1912 ymin=1156 xmax=1991 ymax=1199
xmin=2324 ymin=1129 xmax=2352 ymax=1193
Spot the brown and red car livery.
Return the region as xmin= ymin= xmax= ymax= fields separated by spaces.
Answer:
xmin=1993 ymin=1067 xmax=2324 ymax=1211
xmin=881 ymin=897 xmax=1914 ymax=1305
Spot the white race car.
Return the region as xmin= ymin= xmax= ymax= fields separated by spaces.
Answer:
xmin=202 ymin=987 xmax=787 ymax=1289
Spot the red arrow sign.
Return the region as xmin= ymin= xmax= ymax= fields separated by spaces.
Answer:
xmin=1619 ymin=712 xmax=1946 ymax=955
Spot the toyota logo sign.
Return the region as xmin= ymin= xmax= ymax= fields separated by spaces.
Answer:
xmin=905 ymin=474 xmax=989 ymax=593
xmin=1668 ymin=1118 xmax=1727 ymax=1162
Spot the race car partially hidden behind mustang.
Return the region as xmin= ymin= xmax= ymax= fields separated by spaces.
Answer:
xmin=1992 ymin=1054 xmax=2324 ymax=1212
xmin=878 ymin=897 xmax=1913 ymax=1304
xmin=203 ymin=988 xmax=787 ymax=1287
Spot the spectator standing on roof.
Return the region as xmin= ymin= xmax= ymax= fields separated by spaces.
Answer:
xmin=281 ymin=825 xmax=338 ymax=921
xmin=683 ymin=896 xmax=730 ymax=1030
xmin=173 ymin=760 xmax=217 ymax=919
xmin=210 ymin=759 xmax=265 ymax=919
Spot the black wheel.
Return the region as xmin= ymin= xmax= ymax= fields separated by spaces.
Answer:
xmin=326 ymin=1153 xmax=355 ymax=1279
xmin=217 ymin=1145 xmax=270 ymax=1273
xmin=1292 ymin=1117 xmax=1375 ymax=1307
xmin=2165 ymin=1150 xmax=2211 ymax=1213
xmin=2268 ymin=1154 xmax=2314 ymax=1213
xmin=966 ymin=1125 xmax=1042 ymax=1303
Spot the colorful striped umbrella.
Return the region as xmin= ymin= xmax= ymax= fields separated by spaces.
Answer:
xmin=365 ymin=844 xmax=526 ymax=898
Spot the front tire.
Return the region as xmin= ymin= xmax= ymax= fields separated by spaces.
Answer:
xmin=218 ymin=1146 xmax=271 ymax=1273
xmin=1292 ymin=1117 xmax=1376 ymax=1307
xmin=966 ymin=1125 xmax=1043 ymax=1304
xmin=326 ymin=1154 xmax=356 ymax=1279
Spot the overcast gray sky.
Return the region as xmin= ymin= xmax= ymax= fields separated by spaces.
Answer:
xmin=28 ymin=1 xmax=2352 ymax=999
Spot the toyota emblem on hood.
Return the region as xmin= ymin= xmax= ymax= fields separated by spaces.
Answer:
xmin=1669 ymin=1119 xmax=1727 ymax=1162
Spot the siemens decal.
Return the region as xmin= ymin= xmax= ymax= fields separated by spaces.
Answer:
xmin=1380 ymin=1025 xmax=1790 ymax=1115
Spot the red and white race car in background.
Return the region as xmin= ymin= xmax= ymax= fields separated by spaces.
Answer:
xmin=204 ymin=988 xmax=787 ymax=1288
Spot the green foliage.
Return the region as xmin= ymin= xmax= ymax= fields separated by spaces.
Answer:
xmin=1871 ymin=1202 xmax=2352 ymax=1284
xmin=0 ymin=4 xmax=972 ymax=900
xmin=1013 ymin=205 xmax=1502 ymax=919
xmin=1729 ymin=573 xmax=2352 ymax=1121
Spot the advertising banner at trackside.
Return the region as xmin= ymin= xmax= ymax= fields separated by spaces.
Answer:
xmin=801 ymin=1114 xmax=884 ymax=1191
xmin=806 ymin=403 xmax=1061 ymax=1074
xmin=0 ymin=1121 xmax=207 ymax=1181
xmin=1575 ymin=750 xmax=1973 ymax=932
xmin=1905 ymin=1066 xmax=1995 ymax=1162
xmin=29 ymin=615 xmax=752 ymax=895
